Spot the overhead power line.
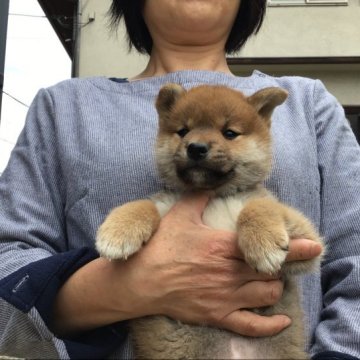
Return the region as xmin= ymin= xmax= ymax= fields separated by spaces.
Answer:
xmin=2 ymin=90 xmax=29 ymax=108
xmin=9 ymin=13 xmax=94 ymax=27
xmin=9 ymin=13 xmax=47 ymax=18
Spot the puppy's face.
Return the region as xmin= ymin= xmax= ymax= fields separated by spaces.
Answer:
xmin=155 ymin=84 xmax=287 ymax=195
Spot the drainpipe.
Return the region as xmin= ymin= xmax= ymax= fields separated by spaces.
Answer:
xmin=71 ymin=0 xmax=81 ymax=78
xmin=0 ymin=0 xmax=10 ymax=122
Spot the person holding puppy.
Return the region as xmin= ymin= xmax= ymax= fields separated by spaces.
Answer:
xmin=0 ymin=0 xmax=359 ymax=359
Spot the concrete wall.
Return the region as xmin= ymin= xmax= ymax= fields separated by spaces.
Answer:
xmin=77 ymin=0 xmax=360 ymax=105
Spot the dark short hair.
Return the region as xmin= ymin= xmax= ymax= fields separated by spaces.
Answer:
xmin=109 ymin=0 xmax=267 ymax=55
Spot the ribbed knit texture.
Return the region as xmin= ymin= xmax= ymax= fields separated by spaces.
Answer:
xmin=0 ymin=70 xmax=359 ymax=358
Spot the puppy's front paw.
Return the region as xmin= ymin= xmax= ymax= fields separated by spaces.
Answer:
xmin=96 ymin=221 xmax=149 ymax=260
xmin=96 ymin=200 xmax=160 ymax=260
xmin=239 ymin=228 xmax=289 ymax=275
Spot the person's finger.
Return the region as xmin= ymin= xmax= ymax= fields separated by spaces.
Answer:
xmin=286 ymin=239 xmax=323 ymax=262
xmin=231 ymin=280 xmax=283 ymax=309
xmin=218 ymin=257 xmax=280 ymax=281
xmin=218 ymin=309 xmax=291 ymax=337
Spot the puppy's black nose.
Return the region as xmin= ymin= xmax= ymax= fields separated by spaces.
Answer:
xmin=187 ymin=143 xmax=209 ymax=161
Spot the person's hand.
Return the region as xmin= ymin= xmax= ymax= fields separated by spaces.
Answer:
xmin=114 ymin=193 xmax=322 ymax=337
xmin=52 ymin=193 xmax=322 ymax=337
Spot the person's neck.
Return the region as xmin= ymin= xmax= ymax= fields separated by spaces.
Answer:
xmin=131 ymin=43 xmax=233 ymax=81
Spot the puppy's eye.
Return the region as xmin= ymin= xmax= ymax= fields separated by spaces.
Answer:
xmin=177 ymin=128 xmax=189 ymax=138
xmin=223 ymin=129 xmax=240 ymax=140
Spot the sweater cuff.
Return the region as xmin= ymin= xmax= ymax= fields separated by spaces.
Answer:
xmin=313 ymin=351 xmax=360 ymax=360
xmin=0 ymin=247 xmax=127 ymax=358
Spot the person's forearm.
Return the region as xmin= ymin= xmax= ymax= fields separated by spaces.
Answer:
xmin=51 ymin=257 xmax=141 ymax=336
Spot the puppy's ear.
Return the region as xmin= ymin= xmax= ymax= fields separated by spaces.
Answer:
xmin=156 ymin=83 xmax=186 ymax=118
xmin=248 ymin=87 xmax=288 ymax=125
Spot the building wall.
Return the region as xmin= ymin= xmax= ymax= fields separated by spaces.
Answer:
xmin=77 ymin=0 xmax=148 ymax=79
xmin=237 ymin=0 xmax=360 ymax=58
xmin=77 ymin=0 xmax=360 ymax=105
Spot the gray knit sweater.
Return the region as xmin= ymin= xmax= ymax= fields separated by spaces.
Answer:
xmin=0 ymin=70 xmax=359 ymax=359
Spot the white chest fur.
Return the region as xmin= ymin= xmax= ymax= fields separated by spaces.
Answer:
xmin=202 ymin=195 xmax=247 ymax=231
xmin=153 ymin=191 xmax=262 ymax=232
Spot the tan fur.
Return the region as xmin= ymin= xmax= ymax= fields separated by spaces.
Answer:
xmin=96 ymin=199 xmax=161 ymax=260
xmin=96 ymin=84 xmax=324 ymax=359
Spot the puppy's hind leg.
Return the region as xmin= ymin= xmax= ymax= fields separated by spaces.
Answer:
xmin=96 ymin=199 xmax=161 ymax=260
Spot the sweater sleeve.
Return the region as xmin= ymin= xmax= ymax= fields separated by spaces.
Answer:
xmin=0 ymin=89 xmax=127 ymax=359
xmin=310 ymin=80 xmax=360 ymax=358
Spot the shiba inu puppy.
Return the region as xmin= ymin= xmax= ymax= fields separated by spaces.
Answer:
xmin=96 ymin=84 xmax=324 ymax=359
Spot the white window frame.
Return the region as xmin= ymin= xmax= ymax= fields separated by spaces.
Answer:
xmin=268 ymin=0 xmax=348 ymax=5
xmin=306 ymin=0 xmax=348 ymax=3
xmin=268 ymin=0 xmax=305 ymax=5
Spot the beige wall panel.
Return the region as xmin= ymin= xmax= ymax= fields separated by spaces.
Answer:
xmin=235 ymin=0 xmax=360 ymax=58
xmin=78 ymin=0 xmax=148 ymax=78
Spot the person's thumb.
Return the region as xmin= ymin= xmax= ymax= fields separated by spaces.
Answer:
xmin=170 ymin=192 xmax=212 ymax=224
